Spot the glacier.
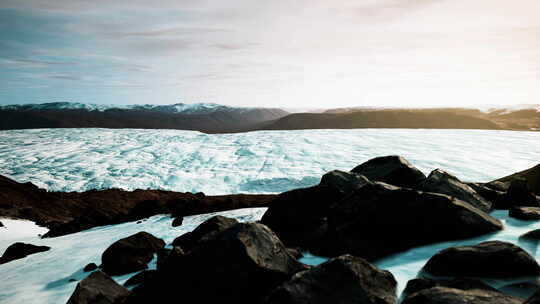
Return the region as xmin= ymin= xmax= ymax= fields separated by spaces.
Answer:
xmin=1 ymin=127 xmax=540 ymax=303
xmin=0 ymin=128 xmax=538 ymax=194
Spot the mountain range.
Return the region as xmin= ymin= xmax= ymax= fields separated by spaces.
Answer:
xmin=0 ymin=102 xmax=538 ymax=132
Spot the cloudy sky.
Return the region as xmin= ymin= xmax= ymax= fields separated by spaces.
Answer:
xmin=1 ymin=0 xmax=539 ymax=108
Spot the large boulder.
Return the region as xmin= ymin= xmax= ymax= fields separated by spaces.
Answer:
xmin=402 ymin=287 xmax=523 ymax=304
xmin=403 ymin=277 xmax=499 ymax=296
xmin=125 ymin=222 xmax=305 ymax=304
xmin=521 ymin=229 xmax=540 ymax=240
xmin=505 ymin=178 xmax=539 ymax=207
xmin=468 ymin=183 xmax=508 ymax=209
xmin=0 ymin=242 xmax=50 ymax=264
xmin=493 ymin=164 xmax=540 ymax=196
xmin=66 ymin=271 xmax=130 ymax=304
xmin=319 ymin=170 xmax=370 ymax=195
xmin=101 ymin=231 xmax=165 ymax=276
xmin=263 ymin=254 xmax=396 ymax=304
xmin=350 ymin=155 xmax=426 ymax=188
xmin=171 ymin=215 xmax=238 ymax=251
xmin=124 ymin=270 xmax=157 ymax=287
xmin=311 ymin=181 xmax=502 ymax=260
xmin=421 ymin=169 xmax=492 ymax=212
xmin=423 ymin=241 xmax=540 ymax=278
xmin=509 ymin=207 xmax=540 ymax=220
xmin=261 ymin=185 xmax=344 ymax=248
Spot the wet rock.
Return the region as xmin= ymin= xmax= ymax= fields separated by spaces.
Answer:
xmin=124 ymin=270 xmax=157 ymax=287
xmin=500 ymin=281 xmax=540 ymax=299
xmin=0 ymin=220 xmax=3 ymax=227
xmin=69 ymin=279 xmax=77 ymax=282
xmin=171 ymin=215 xmax=238 ymax=251
xmin=509 ymin=207 xmax=540 ymax=220
xmin=492 ymin=164 xmax=540 ymax=196
xmin=286 ymin=247 xmax=303 ymax=259
xmin=126 ymin=222 xmax=305 ymax=303
xmin=350 ymin=155 xmax=426 ymax=188
xmin=506 ymin=178 xmax=539 ymax=207
xmin=311 ymin=182 xmax=502 ymax=260
xmin=83 ymin=263 xmax=98 ymax=272
xmin=404 ymin=277 xmax=499 ymax=296
xmin=521 ymin=229 xmax=540 ymax=240
xmin=263 ymin=254 xmax=397 ymax=304
xmin=468 ymin=183 xmax=508 ymax=209
xmin=421 ymin=169 xmax=491 ymax=212
xmin=402 ymin=286 xmax=522 ymax=304
xmin=261 ymin=185 xmax=343 ymax=249
xmin=0 ymin=242 xmax=50 ymax=264
xmin=101 ymin=232 xmax=165 ymax=276
xmin=423 ymin=241 xmax=540 ymax=278
xmin=171 ymin=216 xmax=183 ymax=227
xmin=66 ymin=271 xmax=130 ymax=304
xmin=525 ymin=289 xmax=540 ymax=304
xmin=319 ymin=170 xmax=370 ymax=195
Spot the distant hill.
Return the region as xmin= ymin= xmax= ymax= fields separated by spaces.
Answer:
xmin=0 ymin=102 xmax=537 ymax=132
xmin=0 ymin=102 xmax=289 ymax=133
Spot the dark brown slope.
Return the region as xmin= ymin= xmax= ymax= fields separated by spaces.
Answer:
xmin=0 ymin=108 xmax=289 ymax=133
xmin=0 ymin=175 xmax=275 ymax=237
xmin=261 ymin=110 xmax=502 ymax=130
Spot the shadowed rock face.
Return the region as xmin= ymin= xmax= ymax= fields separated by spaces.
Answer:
xmin=423 ymin=241 xmax=540 ymax=278
xmin=101 ymin=232 xmax=165 ymax=276
xmin=171 ymin=215 xmax=238 ymax=251
xmin=526 ymin=289 xmax=540 ymax=304
xmin=521 ymin=229 xmax=540 ymax=240
xmin=125 ymin=222 xmax=305 ymax=304
xmin=402 ymin=287 xmax=523 ymax=304
xmin=351 ymin=155 xmax=426 ymax=188
xmin=319 ymin=170 xmax=370 ymax=195
xmin=263 ymin=254 xmax=397 ymax=304
xmin=0 ymin=242 xmax=50 ymax=264
xmin=509 ymin=207 xmax=540 ymax=220
xmin=403 ymin=278 xmax=499 ymax=297
xmin=493 ymin=164 xmax=540 ymax=196
xmin=311 ymin=182 xmax=502 ymax=261
xmin=66 ymin=271 xmax=130 ymax=304
xmin=421 ymin=169 xmax=492 ymax=212
xmin=506 ymin=178 xmax=539 ymax=207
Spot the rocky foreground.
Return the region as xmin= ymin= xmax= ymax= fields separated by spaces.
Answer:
xmin=1 ymin=156 xmax=540 ymax=303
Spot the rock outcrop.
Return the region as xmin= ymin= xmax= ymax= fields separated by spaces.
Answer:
xmin=0 ymin=242 xmax=50 ymax=264
xmin=403 ymin=277 xmax=499 ymax=296
xmin=263 ymin=254 xmax=397 ymax=304
xmin=423 ymin=241 xmax=540 ymax=278
xmin=509 ymin=207 xmax=540 ymax=220
xmin=312 ymin=182 xmax=503 ymax=260
xmin=421 ymin=169 xmax=492 ymax=212
xmin=101 ymin=232 xmax=165 ymax=276
xmin=402 ymin=287 xmax=523 ymax=304
xmin=171 ymin=215 xmax=238 ymax=251
xmin=66 ymin=271 xmax=130 ymax=304
xmin=350 ymin=155 xmax=426 ymax=188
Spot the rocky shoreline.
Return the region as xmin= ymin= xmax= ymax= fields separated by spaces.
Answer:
xmin=1 ymin=155 xmax=540 ymax=303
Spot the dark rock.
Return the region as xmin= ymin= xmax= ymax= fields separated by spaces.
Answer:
xmin=493 ymin=164 xmax=540 ymax=196
xmin=171 ymin=216 xmax=183 ymax=227
xmin=0 ymin=242 xmax=50 ymax=264
xmin=66 ymin=271 xmax=130 ymax=304
xmin=126 ymin=222 xmax=305 ymax=304
xmin=311 ymin=182 xmax=502 ymax=260
xmin=0 ymin=220 xmax=3 ymax=227
xmin=404 ymin=278 xmax=498 ymax=296
xmin=69 ymin=279 xmax=77 ymax=282
xmin=421 ymin=169 xmax=491 ymax=212
xmin=423 ymin=241 xmax=540 ymax=278
xmin=194 ymin=192 xmax=205 ymax=199
xmin=124 ymin=270 xmax=157 ymax=287
xmin=525 ymin=289 xmax=540 ymax=304
xmin=263 ymin=254 xmax=396 ymax=304
xmin=500 ymin=281 xmax=540 ymax=299
xmin=101 ymin=232 xmax=165 ymax=276
xmin=350 ymin=155 xmax=426 ymax=188
xmin=319 ymin=170 xmax=370 ymax=195
xmin=155 ymin=248 xmax=172 ymax=271
xmin=485 ymin=180 xmax=511 ymax=192
xmin=510 ymin=207 xmax=540 ymax=220
xmin=468 ymin=183 xmax=508 ymax=209
xmin=506 ymin=178 xmax=539 ymax=207
xmin=171 ymin=215 xmax=238 ymax=251
xmin=83 ymin=263 xmax=98 ymax=272
xmin=286 ymin=247 xmax=303 ymax=259
xmin=521 ymin=229 xmax=540 ymax=240
xmin=261 ymin=185 xmax=345 ymax=249
xmin=136 ymin=221 xmax=142 ymax=224
xmin=402 ymin=287 xmax=523 ymax=304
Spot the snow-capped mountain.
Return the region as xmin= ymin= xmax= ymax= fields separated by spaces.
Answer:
xmin=0 ymin=102 xmax=269 ymax=115
xmin=0 ymin=102 xmax=289 ymax=133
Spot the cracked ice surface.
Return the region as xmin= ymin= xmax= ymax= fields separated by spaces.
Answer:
xmin=0 ymin=128 xmax=539 ymax=194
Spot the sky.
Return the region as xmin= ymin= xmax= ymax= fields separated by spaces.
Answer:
xmin=0 ymin=0 xmax=539 ymax=109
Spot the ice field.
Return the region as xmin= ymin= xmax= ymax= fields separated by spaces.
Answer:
xmin=1 ymin=128 xmax=540 ymax=303
xmin=0 ymin=128 xmax=539 ymax=194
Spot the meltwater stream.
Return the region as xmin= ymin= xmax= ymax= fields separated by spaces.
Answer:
xmin=0 ymin=128 xmax=539 ymax=303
